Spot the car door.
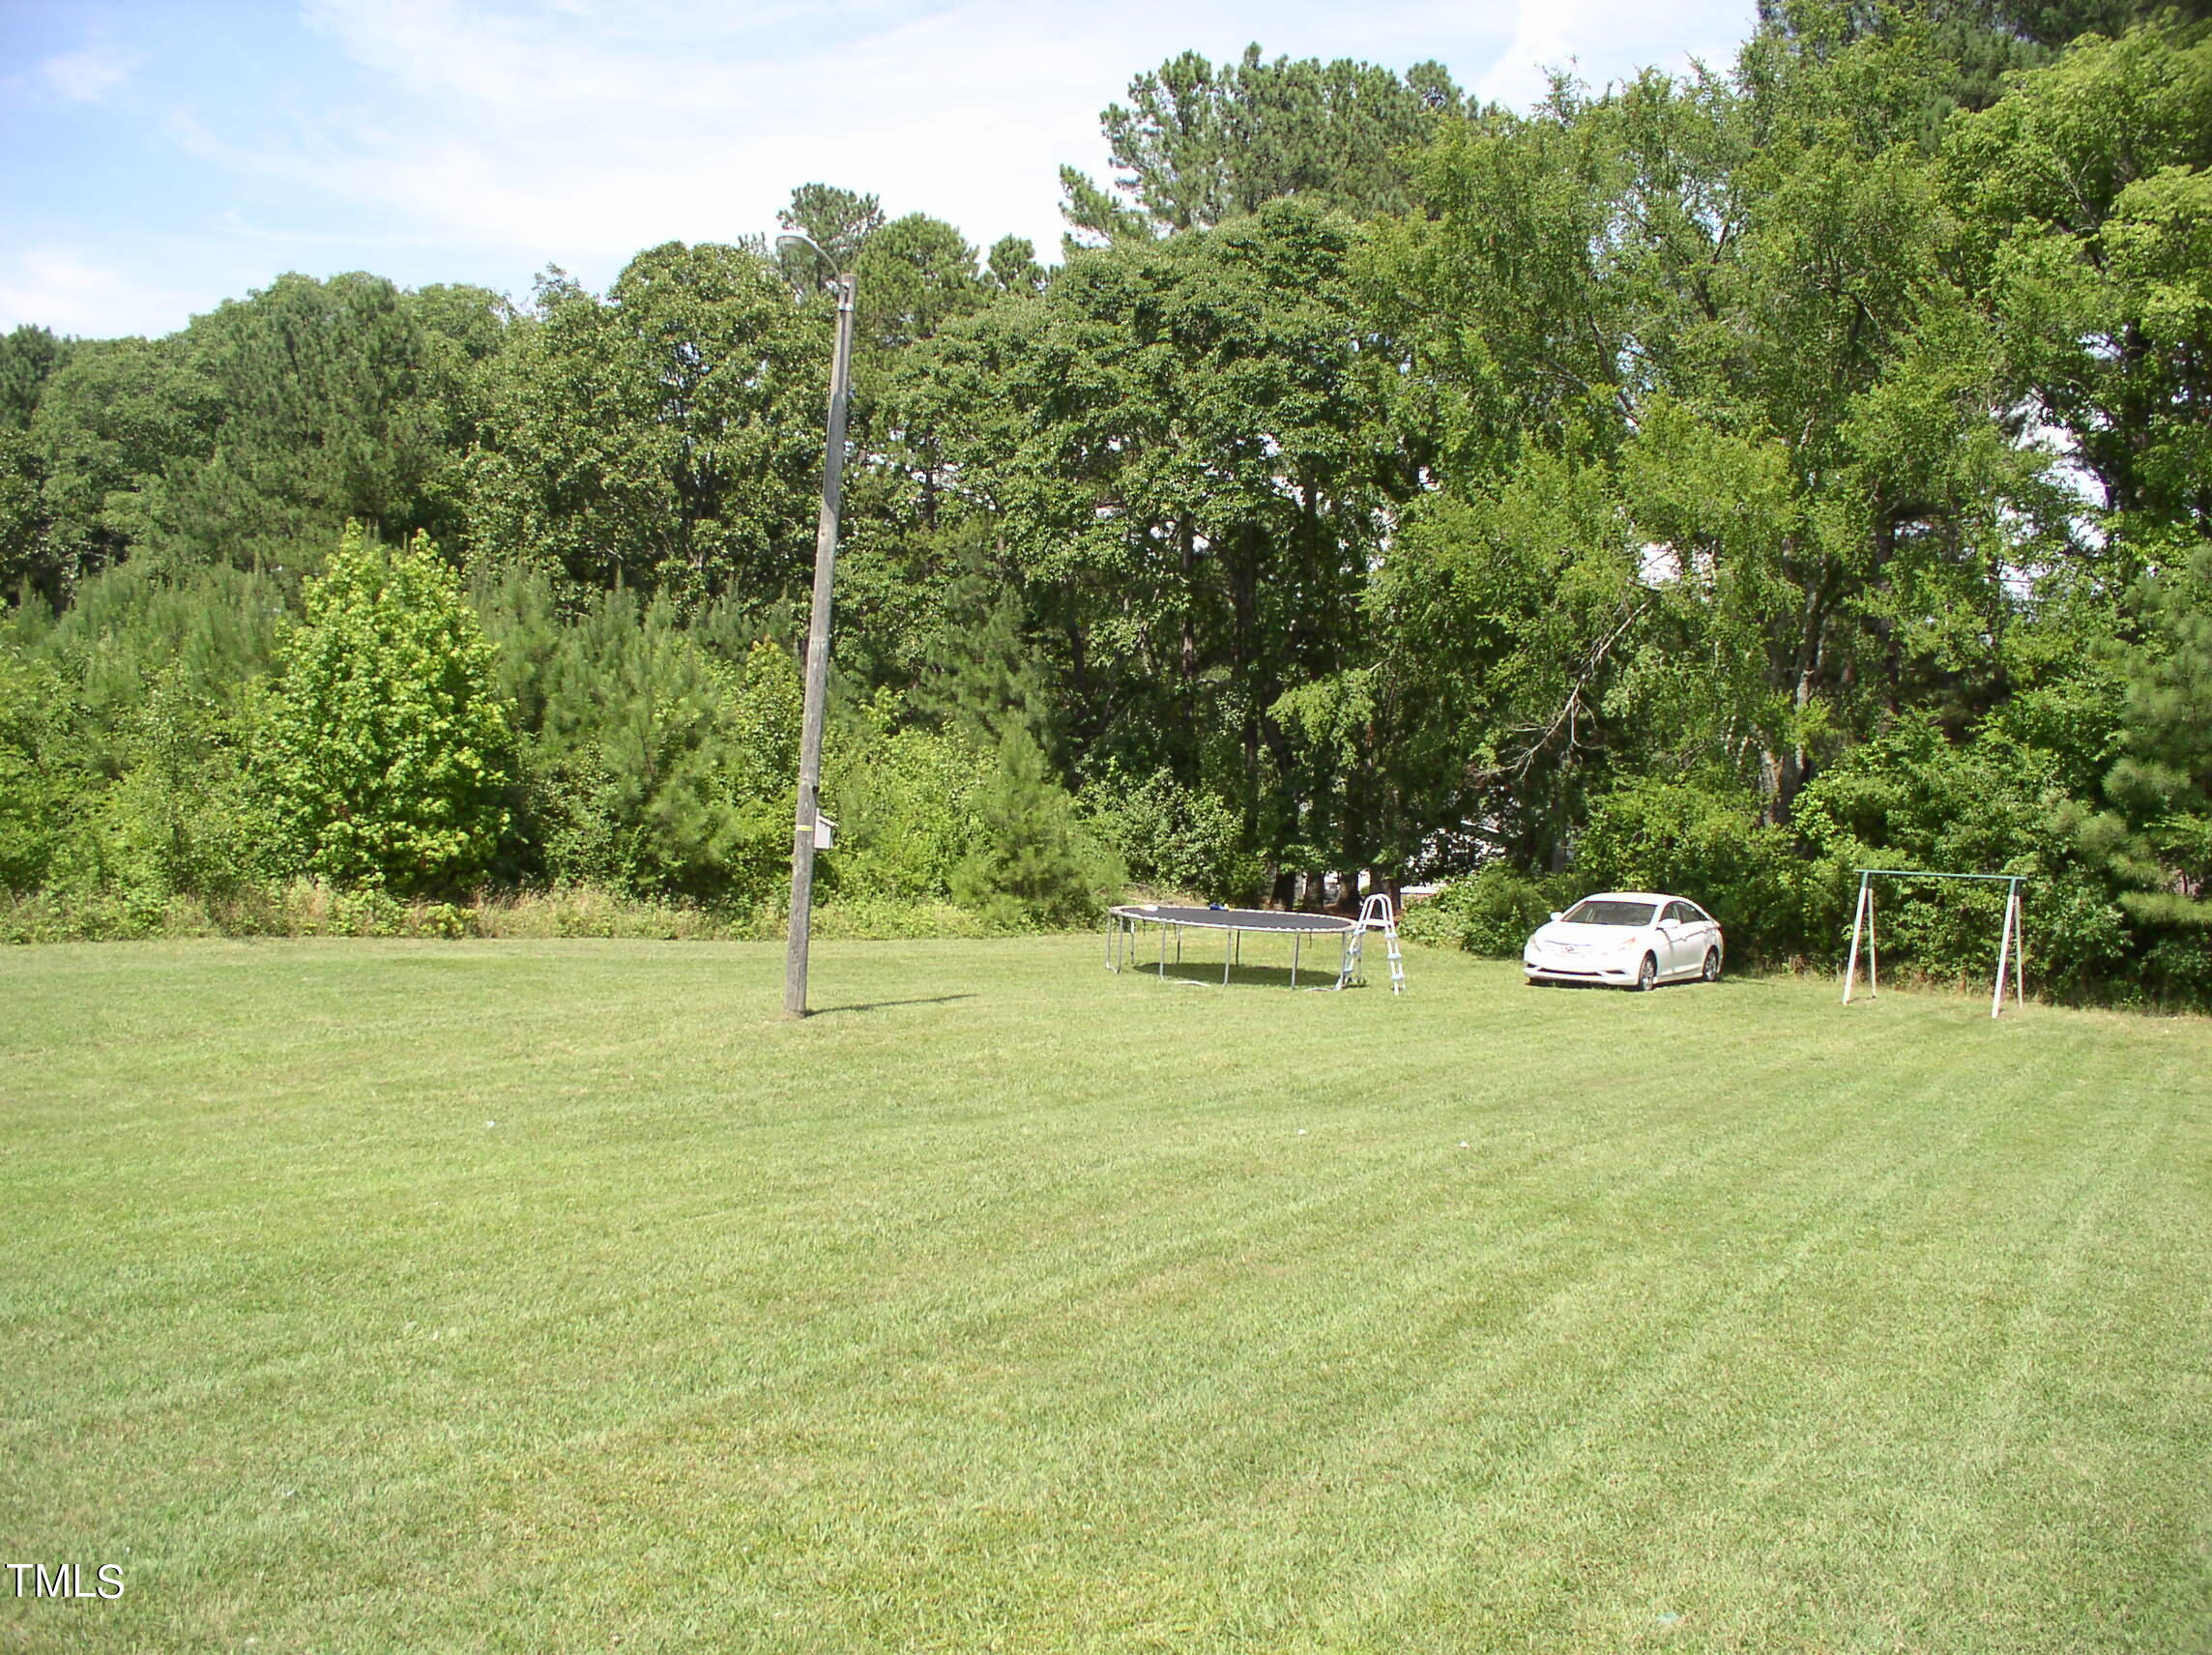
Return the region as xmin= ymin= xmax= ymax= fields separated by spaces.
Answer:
xmin=1661 ymin=901 xmax=1702 ymax=976
xmin=1670 ymin=900 xmax=1714 ymax=975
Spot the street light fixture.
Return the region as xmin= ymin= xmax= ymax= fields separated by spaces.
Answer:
xmin=776 ymin=232 xmax=858 ymax=1019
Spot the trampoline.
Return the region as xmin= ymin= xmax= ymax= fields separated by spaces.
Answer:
xmin=1105 ymin=901 xmax=1404 ymax=992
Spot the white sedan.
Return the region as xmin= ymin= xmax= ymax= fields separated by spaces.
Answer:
xmin=1523 ymin=892 xmax=1724 ymax=991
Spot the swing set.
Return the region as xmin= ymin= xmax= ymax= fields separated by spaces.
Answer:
xmin=1841 ymin=868 xmax=2027 ymax=1019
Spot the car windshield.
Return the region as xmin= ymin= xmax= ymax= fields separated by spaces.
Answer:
xmin=1562 ymin=900 xmax=1659 ymax=927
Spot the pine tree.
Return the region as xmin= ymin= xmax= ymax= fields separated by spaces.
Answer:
xmin=951 ymin=724 xmax=1115 ymax=926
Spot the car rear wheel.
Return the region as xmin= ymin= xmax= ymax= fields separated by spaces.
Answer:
xmin=1635 ymin=953 xmax=1657 ymax=992
xmin=1702 ymin=947 xmax=1721 ymax=983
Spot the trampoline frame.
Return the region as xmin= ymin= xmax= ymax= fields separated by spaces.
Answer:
xmin=1104 ymin=904 xmax=1365 ymax=991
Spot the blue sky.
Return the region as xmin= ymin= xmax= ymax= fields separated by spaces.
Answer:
xmin=2 ymin=0 xmax=1757 ymax=339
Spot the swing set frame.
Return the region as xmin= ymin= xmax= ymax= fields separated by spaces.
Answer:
xmin=1841 ymin=868 xmax=2027 ymax=1019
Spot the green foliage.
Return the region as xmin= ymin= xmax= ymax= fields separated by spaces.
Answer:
xmin=824 ymin=704 xmax=994 ymax=904
xmin=1756 ymin=0 xmax=2060 ymax=125
xmin=950 ymin=727 xmax=1122 ymax=927
xmin=1 ymin=561 xmax=285 ymax=900
xmin=1062 ymin=44 xmax=1465 ymax=242
xmin=1792 ymin=714 xmax=2139 ymax=999
xmin=0 ymin=427 xmax=50 ymax=600
xmin=916 ymin=580 xmax=1055 ymax=755
xmin=26 ymin=559 xmax=285 ymax=745
xmin=7 ymin=277 xmax=505 ymax=599
xmin=1357 ymin=12 xmax=2066 ymax=869
xmin=854 ymin=216 xmax=988 ymax=362
xmin=22 ymin=334 xmax=217 ymax=591
xmin=259 ymin=527 xmax=513 ymax=895
xmin=145 ymin=273 xmax=507 ymax=573
xmin=0 ymin=325 xmax=70 ymax=429
xmin=2070 ymin=546 xmax=2212 ymax=955
xmin=484 ymin=575 xmax=799 ymax=905
xmin=777 ymin=183 xmax=888 ymax=271
xmin=846 ymin=217 xmax=991 ymax=547
xmin=1082 ymin=767 xmax=1255 ymax=899
xmin=102 ymin=664 xmax=264 ymax=907
xmin=466 ymin=246 xmax=827 ymax=606
xmin=1571 ymin=778 xmax=1812 ymax=962
xmin=1356 ymin=460 xmax=1645 ymax=871
xmin=921 ymin=198 xmax=1405 ymax=867
xmin=1945 ymin=18 xmax=2212 ymax=543
xmin=986 ymin=236 xmax=1048 ymax=296
xmin=906 ymin=576 xmax=1123 ymax=924
xmin=0 ymin=328 xmax=74 ymax=599
xmin=0 ymin=647 xmax=85 ymax=892
xmin=1397 ymin=864 xmax=1557 ymax=956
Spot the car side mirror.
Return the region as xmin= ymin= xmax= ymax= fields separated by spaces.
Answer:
xmin=1548 ymin=912 xmax=1561 ymax=922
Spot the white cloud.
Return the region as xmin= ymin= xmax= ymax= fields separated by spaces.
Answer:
xmin=40 ymin=47 xmax=140 ymax=102
xmin=7 ymin=0 xmax=1758 ymax=334
xmin=277 ymin=0 xmax=1756 ymax=269
xmin=276 ymin=0 xmax=1139 ymax=266
xmin=1479 ymin=0 xmax=1585 ymax=109
xmin=0 ymin=247 xmax=214 ymax=337
xmin=1479 ymin=0 xmax=1748 ymax=107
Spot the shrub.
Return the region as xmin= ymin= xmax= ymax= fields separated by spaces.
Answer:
xmin=1399 ymin=863 xmax=1555 ymax=956
xmin=103 ymin=664 xmax=265 ymax=903
xmin=950 ymin=727 xmax=1123 ymax=928
xmin=494 ymin=587 xmax=797 ymax=906
xmin=824 ymin=711 xmax=994 ymax=903
xmin=1571 ymin=778 xmax=1809 ymax=964
xmin=0 ymin=649 xmax=84 ymax=893
xmin=1793 ymin=715 xmax=2138 ymax=999
xmin=1082 ymin=768 xmax=1257 ymax=900
xmin=258 ymin=527 xmax=513 ymax=895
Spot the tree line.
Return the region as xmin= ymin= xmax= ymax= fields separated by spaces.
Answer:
xmin=3 ymin=1 xmax=2208 ymax=1002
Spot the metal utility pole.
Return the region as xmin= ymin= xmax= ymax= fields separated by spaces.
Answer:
xmin=782 ymin=253 xmax=858 ymax=1018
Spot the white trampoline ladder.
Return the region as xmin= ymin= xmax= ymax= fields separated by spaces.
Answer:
xmin=1355 ymin=893 xmax=1405 ymax=995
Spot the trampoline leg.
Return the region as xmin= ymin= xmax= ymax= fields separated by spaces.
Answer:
xmin=1160 ymin=923 xmax=1167 ymax=980
xmin=1293 ymin=932 xmax=1300 ymax=988
xmin=1224 ymin=929 xmax=1232 ymax=986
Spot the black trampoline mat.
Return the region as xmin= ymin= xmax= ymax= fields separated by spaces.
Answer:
xmin=1110 ymin=905 xmax=1356 ymax=935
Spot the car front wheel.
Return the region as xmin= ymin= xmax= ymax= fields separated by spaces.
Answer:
xmin=1702 ymin=947 xmax=1721 ymax=983
xmin=1634 ymin=953 xmax=1657 ymax=992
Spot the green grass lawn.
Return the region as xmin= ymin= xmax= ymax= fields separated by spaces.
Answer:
xmin=3 ymin=937 xmax=2208 ymax=1653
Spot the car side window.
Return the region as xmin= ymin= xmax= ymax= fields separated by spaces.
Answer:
xmin=1664 ymin=901 xmax=1690 ymax=924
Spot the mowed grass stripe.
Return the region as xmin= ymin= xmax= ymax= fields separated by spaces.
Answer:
xmin=2 ymin=938 xmax=2207 ymax=1653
